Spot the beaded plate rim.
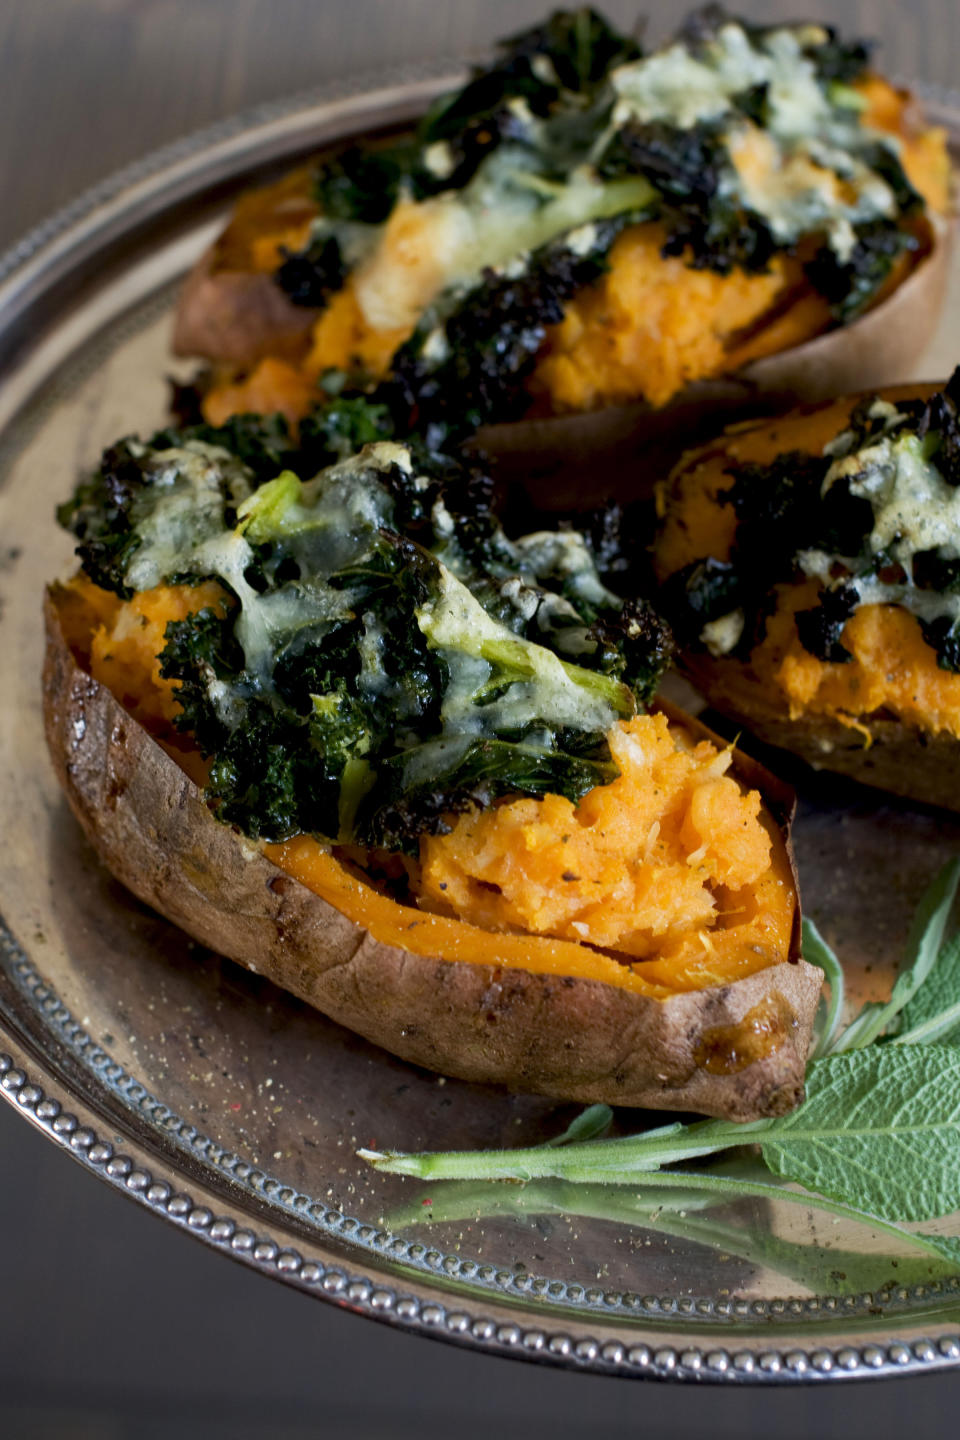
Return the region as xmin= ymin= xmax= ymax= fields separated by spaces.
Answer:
xmin=3 ymin=63 xmax=960 ymax=1383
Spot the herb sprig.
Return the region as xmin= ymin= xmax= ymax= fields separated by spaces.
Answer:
xmin=361 ymin=860 xmax=960 ymax=1248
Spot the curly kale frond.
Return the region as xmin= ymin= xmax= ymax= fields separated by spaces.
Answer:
xmin=422 ymin=8 xmax=641 ymax=143
xmin=313 ymin=142 xmax=417 ymax=224
xmin=920 ymin=615 xmax=960 ymax=675
xmin=917 ymin=367 xmax=960 ymax=487
xmin=728 ymin=451 xmax=873 ymax=561
xmin=584 ymin=598 xmax=675 ymax=706
xmin=660 ymin=450 xmax=874 ymax=656
xmin=805 ymin=221 xmax=917 ymax=322
xmin=804 ymin=29 xmax=873 ymax=85
xmin=357 ymin=735 xmax=620 ymax=854
xmin=661 ymin=557 xmax=743 ymax=647
xmin=298 ymin=392 xmax=397 ymax=465
xmin=388 ymin=222 xmax=636 ymax=442
xmin=599 ymin=118 xmax=776 ymax=274
xmin=56 ymin=439 xmax=150 ymax=597
xmin=158 ymin=607 xmax=245 ymax=752
xmin=794 ymin=584 xmax=858 ymax=664
xmin=149 ymin=412 xmax=296 ymax=483
xmin=274 ymin=232 xmax=346 ymax=308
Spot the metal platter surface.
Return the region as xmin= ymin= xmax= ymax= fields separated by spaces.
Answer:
xmin=4 ymin=65 xmax=960 ymax=1383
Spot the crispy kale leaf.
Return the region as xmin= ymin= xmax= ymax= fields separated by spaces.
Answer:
xmin=149 ymin=413 xmax=296 ymax=482
xmin=274 ymin=232 xmax=346 ymax=307
xmin=661 ymin=369 xmax=960 ymax=671
xmin=56 ymin=440 xmax=152 ymax=597
xmin=61 ymin=418 xmax=672 ymax=852
xmin=386 ymin=218 xmax=645 ymax=443
xmin=598 ymin=118 xmax=776 ymax=274
xmin=805 ymin=222 xmax=918 ymax=323
xmin=917 ymin=367 xmax=960 ymax=487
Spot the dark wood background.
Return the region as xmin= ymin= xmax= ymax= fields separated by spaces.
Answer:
xmin=2 ymin=3 xmax=960 ymax=1436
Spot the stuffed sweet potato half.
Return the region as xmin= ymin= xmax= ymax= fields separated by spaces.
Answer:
xmin=174 ymin=7 xmax=951 ymax=504
xmin=653 ymin=369 xmax=960 ymax=808
xmin=45 ymin=414 xmax=817 ymax=1119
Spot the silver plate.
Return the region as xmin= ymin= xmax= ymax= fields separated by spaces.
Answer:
xmin=3 ymin=68 xmax=960 ymax=1384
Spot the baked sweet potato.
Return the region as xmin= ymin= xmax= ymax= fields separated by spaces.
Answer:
xmin=43 ymin=586 xmax=819 ymax=1122
xmin=653 ymin=375 xmax=960 ymax=809
xmin=171 ymin=13 xmax=954 ymax=509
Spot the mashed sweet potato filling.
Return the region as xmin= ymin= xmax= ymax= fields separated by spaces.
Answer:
xmin=753 ymin=581 xmax=960 ymax=741
xmin=60 ymin=577 xmax=795 ymax=996
xmin=655 ymin=389 xmax=960 ymax=741
xmin=418 ymin=714 xmax=773 ymax=958
xmin=199 ymin=78 xmax=949 ymax=427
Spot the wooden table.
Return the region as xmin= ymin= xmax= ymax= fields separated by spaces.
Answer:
xmin=2 ymin=4 xmax=960 ymax=1435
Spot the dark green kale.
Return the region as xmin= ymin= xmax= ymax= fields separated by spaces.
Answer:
xmin=794 ymin=584 xmax=858 ymax=663
xmin=583 ymin=598 xmax=674 ymax=706
xmin=599 ymin=118 xmax=775 ymax=274
xmin=206 ymin=701 xmax=334 ymax=839
xmin=56 ymin=440 xmax=150 ymax=597
xmin=274 ymin=232 xmax=346 ymax=308
xmin=911 ymin=549 xmax=960 ymax=593
xmin=857 ymin=141 xmax=923 ymax=216
xmin=387 ymin=219 xmax=644 ymax=443
xmin=660 ymin=450 xmax=873 ymax=657
xmin=298 ymin=392 xmax=396 ymax=464
xmin=917 ymin=367 xmax=960 ymax=487
xmin=356 ymin=735 xmax=620 ymax=854
xmin=149 ymin=412 xmax=297 ymax=483
xmin=728 ymin=451 xmax=873 ymax=562
xmin=158 ymin=607 xmax=246 ymax=752
xmin=312 ymin=142 xmax=418 ymax=224
xmin=805 ymin=222 xmax=918 ymax=322
xmin=420 ymin=8 xmax=641 ymax=145
xmin=803 ymin=29 xmax=872 ymax=85
xmin=662 ymin=557 xmax=742 ymax=646
xmin=920 ymin=616 xmax=960 ymax=675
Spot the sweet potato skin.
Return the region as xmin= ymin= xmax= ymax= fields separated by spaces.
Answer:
xmin=43 ymin=594 xmax=820 ymax=1120
xmin=682 ymin=653 xmax=960 ymax=812
xmin=172 ymin=251 xmax=318 ymax=366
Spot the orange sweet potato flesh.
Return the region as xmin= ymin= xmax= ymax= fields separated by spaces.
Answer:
xmin=43 ymin=584 xmax=819 ymax=1119
xmin=653 ymin=383 xmax=960 ymax=810
xmin=173 ymin=80 xmax=952 ymax=508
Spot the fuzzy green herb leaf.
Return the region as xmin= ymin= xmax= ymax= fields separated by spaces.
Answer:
xmin=894 ymin=932 xmax=960 ymax=1046
xmin=832 ymin=859 xmax=960 ymax=1051
xmin=363 ymin=1046 xmax=960 ymax=1225
xmin=803 ymin=917 xmax=846 ymax=1060
xmin=759 ymin=1045 xmax=960 ymax=1222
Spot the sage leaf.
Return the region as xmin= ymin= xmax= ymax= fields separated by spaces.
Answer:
xmin=804 ymin=917 xmax=846 ymax=1058
xmin=543 ymin=1104 xmax=613 ymax=1147
xmin=895 ymin=933 xmax=960 ymax=1047
xmin=761 ymin=1045 xmax=960 ymax=1222
xmin=832 ymin=858 xmax=960 ymax=1052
